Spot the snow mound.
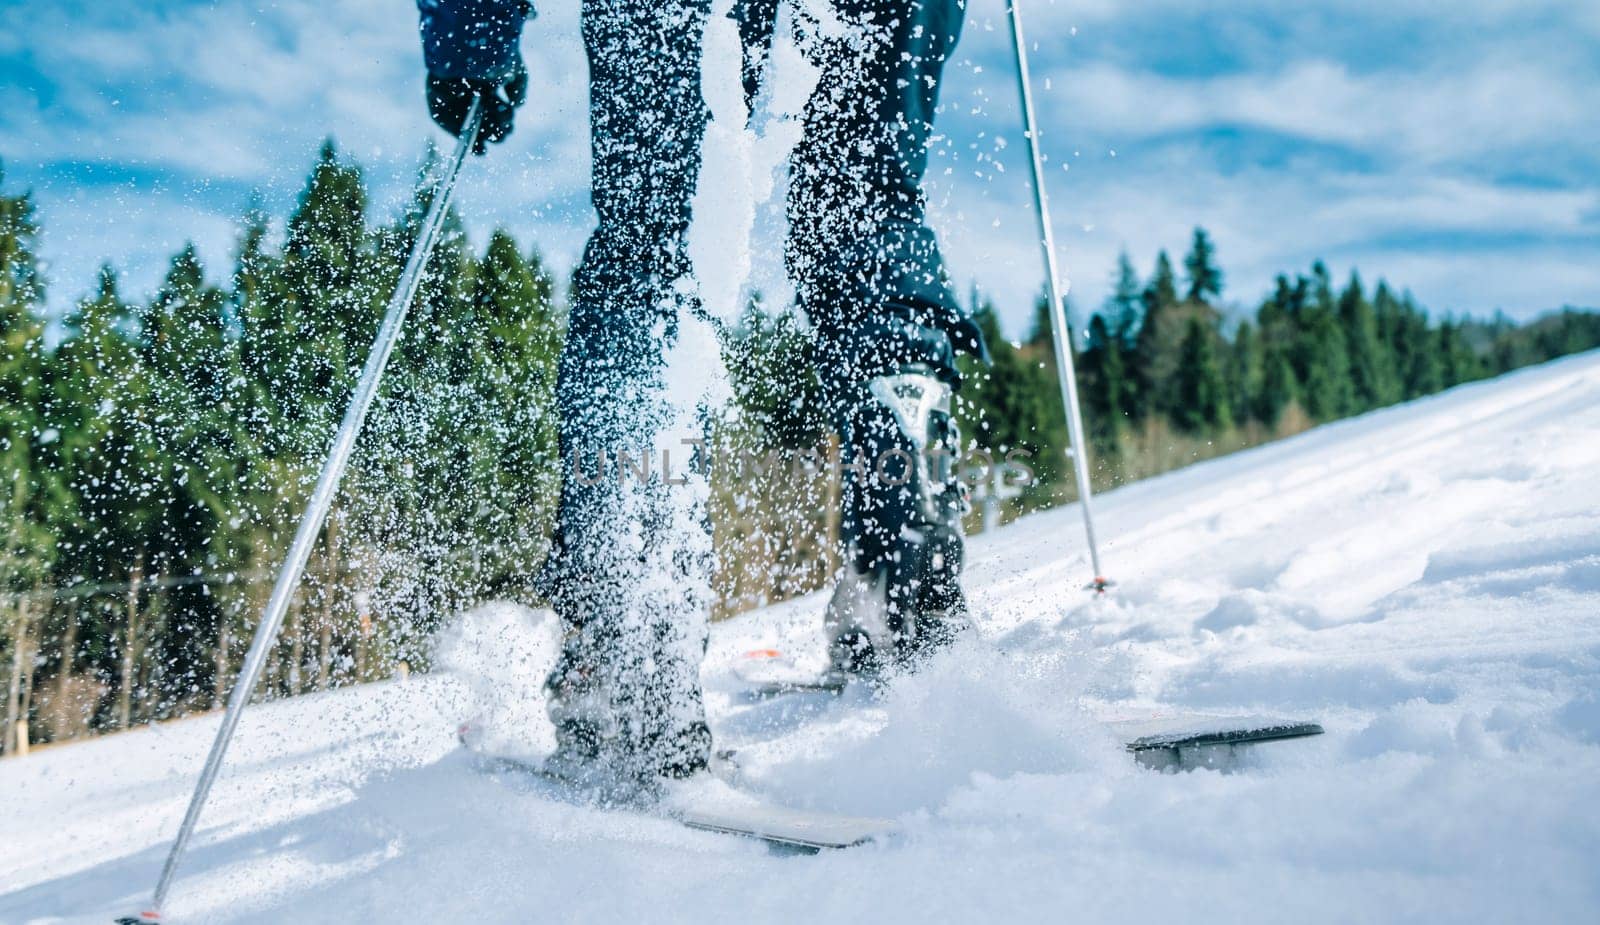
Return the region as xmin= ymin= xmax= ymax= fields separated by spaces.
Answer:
xmin=432 ymin=601 xmax=561 ymax=761
xmin=7 ymin=352 xmax=1600 ymax=923
xmin=1195 ymin=587 xmax=1338 ymax=633
xmin=744 ymin=636 xmax=1121 ymax=817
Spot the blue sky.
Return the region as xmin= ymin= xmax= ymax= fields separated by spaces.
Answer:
xmin=1 ymin=0 xmax=1597 ymax=338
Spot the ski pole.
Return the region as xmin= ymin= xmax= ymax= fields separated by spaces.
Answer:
xmin=125 ymin=98 xmax=482 ymax=924
xmin=1004 ymin=0 xmax=1110 ymax=592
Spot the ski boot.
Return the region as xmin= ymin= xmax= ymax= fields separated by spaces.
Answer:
xmin=542 ymin=621 xmax=714 ymax=801
xmin=825 ymin=361 xmax=971 ymax=681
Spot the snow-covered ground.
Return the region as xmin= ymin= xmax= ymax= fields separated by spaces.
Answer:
xmin=6 ymin=351 xmax=1600 ymax=923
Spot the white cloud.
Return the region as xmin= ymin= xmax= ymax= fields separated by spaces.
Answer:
xmin=3 ymin=0 xmax=1596 ymax=333
xmin=923 ymin=3 xmax=1600 ymax=331
xmin=1011 ymin=0 xmax=1600 ymax=36
xmin=3 ymin=0 xmax=597 ymax=305
xmin=1023 ymin=58 xmax=1592 ymax=169
xmin=927 ymin=150 xmax=1599 ymax=334
xmin=29 ymin=182 xmax=243 ymax=307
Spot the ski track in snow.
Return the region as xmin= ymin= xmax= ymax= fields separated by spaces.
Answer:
xmin=5 ymin=352 xmax=1600 ymax=923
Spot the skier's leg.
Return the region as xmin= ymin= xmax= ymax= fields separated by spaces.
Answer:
xmin=537 ymin=0 xmax=714 ymax=781
xmin=788 ymin=0 xmax=973 ymax=347
xmin=787 ymin=0 xmax=983 ymax=672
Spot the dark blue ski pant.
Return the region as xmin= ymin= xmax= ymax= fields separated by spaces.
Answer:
xmin=538 ymin=0 xmax=969 ymax=772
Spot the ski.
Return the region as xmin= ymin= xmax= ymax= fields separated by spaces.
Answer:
xmin=733 ymin=648 xmax=849 ymax=699
xmin=734 ymin=647 xmax=1323 ymax=772
xmin=465 ymin=750 xmax=896 ymax=852
xmin=1108 ymin=714 xmax=1324 ymax=772
xmin=731 ymin=656 xmax=1325 ymax=772
xmin=744 ymin=675 xmax=849 ymax=698
xmin=676 ymin=799 xmax=894 ymax=850
xmin=738 ymin=681 xmax=1322 ymax=772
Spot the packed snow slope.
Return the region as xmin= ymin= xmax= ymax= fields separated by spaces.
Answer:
xmin=6 ymin=351 xmax=1600 ymax=924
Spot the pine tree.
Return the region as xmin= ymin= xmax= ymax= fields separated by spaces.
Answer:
xmin=1437 ymin=318 xmax=1484 ymax=388
xmin=231 ymin=202 xmax=285 ymax=443
xmin=461 ymin=230 xmax=563 ymax=588
xmin=1297 ymin=307 xmax=1354 ymax=420
xmin=1290 ymin=264 xmax=1355 ymax=420
xmin=1183 ymin=227 xmax=1224 ymax=304
xmin=145 ymin=244 xmax=232 ymax=407
xmin=0 ymin=167 xmax=59 ymax=597
xmin=51 ymin=268 xmax=165 ymax=726
xmin=1230 ymin=320 xmax=1264 ymax=426
xmin=0 ymin=165 xmax=43 ymax=313
xmin=1132 ymin=250 xmax=1180 ymax=417
xmin=1026 ymin=290 xmax=1054 ymax=349
xmin=225 ymin=202 xmax=290 ymax=523
xmin=52 ymin=268 xmax=143 ymax=581
xmin=1105 ymin=251 xmax=1142 ymax=345
xmin=1251 ymin=278 xmax=1303 ymax=426
xmin=353 ymin=145 xmax=479 ymax=653
xmin=134 ymin=246 xmax=237 ymax=706
xmin=1 ymin=166 xmax=63 ymax=752
xmin=251 ymin=143 xmax=384 ymax=688
xmin=1016 ymin=295 xmax=1071 ymax=475
xmin=1258 ymin=274 xmax=1295 ymax=332
xmin=1257 ymin=343 xmax=1299 ymax=427
xmin=210 ymin=206 xmax=291 ymax=700
xmin=1394 ymin=292 xmax=1442 ymax=399
xmin=728 ymin=295 xmax=824 ymax=449
xmin=276 ymin=140 xmax=381 ymax=441
xmin=955 ymin=300 xmax=1066 ymax=484
xmin=1311 ymin=261 xmax=1334 ymax=309
xmin=226 ymin=201 xmax=306 ymax=544
xmin=389 ymin=142 xmax=474 ymax=384
xmin=1146 ymin=250 xmax=1178 ymax=311
xmin=1172 ymin=316 xmax=1231 ymax=432
xmin=1373 ymin=279 xmax=1404 ymax=381
xmin=1080 ymin=314 xmax=1129 ymax=444
xmin=1337 ymin=271 xmax=1402 ymax=412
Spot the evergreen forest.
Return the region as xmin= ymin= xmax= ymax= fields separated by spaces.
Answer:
xmin=3 ymin=149 xmax=1598 ymax=754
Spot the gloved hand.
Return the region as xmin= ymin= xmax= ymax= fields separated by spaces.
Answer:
xmin=427 ymin=67 xmax=528 ymax=155
xmin=417 ymin=0 xmax=534 ymax=155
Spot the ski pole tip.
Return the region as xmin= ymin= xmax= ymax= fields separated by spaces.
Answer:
xmin=113 ymin=912 xmax=161 ymax=925
xmin=1085 ymin=576 xmax=1115 ymax=594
